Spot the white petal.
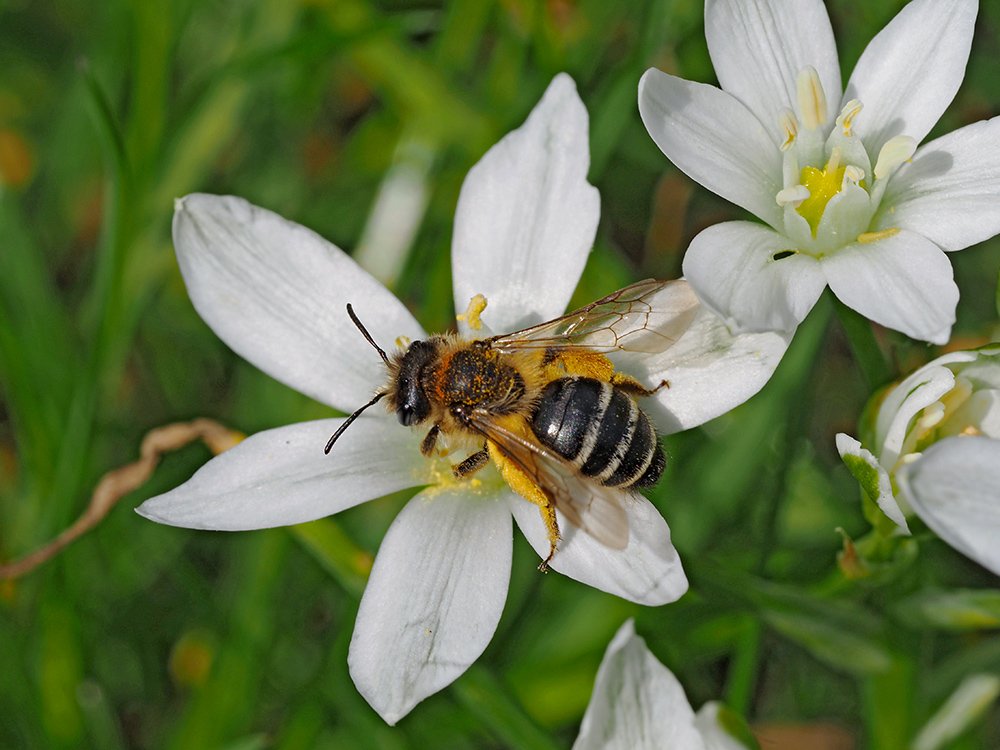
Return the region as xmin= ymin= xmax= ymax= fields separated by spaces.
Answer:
xmin=136 ymin=417 xmax=428 ymax=530
xmin=835 ymin=433 xmax=909 ymax=533
xmin=949 ymin=390 xmax=1000 ymax=440
xmin=682 ymin=221 xmax=826 ymax=334
xmin=844 ymin=0 xmax=978 ymax=156
xmin=348 ymin=487 xmax=512 ymax=725
xmin=874 ymin=352 xmax=978 ymax=454
xmin=173 ymin=194 xmax=426 ymax=412
xmin=639 ymin=70 xmax=784 ymax=228
xmin=706 ymin=0 xmax=841 ymax=132
xmin=694 ymin=703 xmax=754 ymax=750
xmin=509 ymin=492 xmax=687 ymax=606
xmin=878 ymin=117 xmax=1000 ymax=252
xmin=451 ymin=74 xmax=599 ymax=334
xmin=822 ymin=230 xmax=958 ymax=345
xmin=615 ymin=305 xmax=791 ymax=434
xmin=898 ymin=436 xmax=1000 ymax=576
xmin=573 ymin=619 xmax=705 ymax=750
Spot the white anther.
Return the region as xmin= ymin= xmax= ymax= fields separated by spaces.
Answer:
xmin=796 ymin=66 xmax=828 ymax=131
xmin=873 ymin=135 xmax=917 ymax=180
xmin=776 ymin=184 xmax=810 ymax=207
xmin=779 ymin=109 xmax=799 ymax=151
xmin=843 ymin=165 xmax=865 ymax=185
xmin=835 ymin=99 xmax=863 ymax=136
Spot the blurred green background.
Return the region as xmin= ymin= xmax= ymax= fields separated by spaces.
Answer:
xmin=2 ymin=0 xmax=1000 ymax=748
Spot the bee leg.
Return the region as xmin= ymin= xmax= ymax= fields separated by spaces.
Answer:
xmin=452 ymin=445 xmax=489 ymax=478
xmin=536 ymin=503 xmax=561 ymax=573
xmin=420 ymin=424 xmax=441 ymax=456
xmin=610 ymin=372 xmax=670 ymax=397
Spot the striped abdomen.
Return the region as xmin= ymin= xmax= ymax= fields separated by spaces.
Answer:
xmin=530 ymin=377 xmax=665 ymax=489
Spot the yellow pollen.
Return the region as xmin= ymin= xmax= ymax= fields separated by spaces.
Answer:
xmin=457 ymin=294 xmax=488 ymax=331
xmin=779 ymin=109 xmax=798 ymax=151
xmin=796 ymin=150 xmax=845 ymax=235
xmin=857 ymin=228 xmax=900 ymax=244
xmin=837 ymin=99 xmax=863 ymax=136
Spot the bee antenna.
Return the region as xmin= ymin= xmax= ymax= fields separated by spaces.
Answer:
xmin=347 ymin=304 xmax=390 ymax=365
xmin=324 ymin=391 xmax=387 ymax=454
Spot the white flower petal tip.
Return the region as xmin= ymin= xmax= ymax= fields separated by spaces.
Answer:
xmin=836 ymin=433 xmax=910 ymax=533
xmin=171 ymin=194 xmax=425 ymax=413
xmin=574 ymin=619 xmax=753 ymax=750
xmin=845 ymin=0 xmax=979 ymax=154
xmin=348 ymin=489 xmax=512 ymax=724
xmin=510 ymin=494 xmax=687 ymax=606
xmin=136 ymin=417 xmax=428 ymax=531
xmin=880 ymin=117 xmax=1000 ymax=253
xmin=451 ymin=73 xmax=599 ymax=334
xmin=898 ymin=436 xmax=1000 ymax=577
xmin=705 ymin=0 xmax=840 ymax=136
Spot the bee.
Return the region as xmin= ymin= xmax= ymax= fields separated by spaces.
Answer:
xmin=325 ymin=279 xmax=698 ymax=569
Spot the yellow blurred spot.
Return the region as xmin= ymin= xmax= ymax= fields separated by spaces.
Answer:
xmin=0 ymin=128 xmax=34 ymax=188
xmin=0 ymin=578 xmax=15 ymax=603
xmin=169 ymin=630 xmax=215 ymax=688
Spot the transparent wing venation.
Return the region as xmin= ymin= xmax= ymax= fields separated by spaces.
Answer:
xmin=486 ymin=279 xmax=698 ymax=355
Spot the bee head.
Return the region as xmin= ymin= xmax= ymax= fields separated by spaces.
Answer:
xmin=392 ymin=340 xmax=436 ymax=426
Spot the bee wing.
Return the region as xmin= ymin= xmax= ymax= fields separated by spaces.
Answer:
xmin=466 ymin=411 xmax=629 ymax=550
xmin=487 ymin=279 xmax=698 ymax=355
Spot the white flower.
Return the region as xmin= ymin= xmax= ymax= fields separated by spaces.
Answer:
xmin=837 ymin=345 xmax=1000 ymax=575
xmin=137 ymin=74 xmax=790 ymax=725
xmin=573 ymin=619 xmax=753 ymax=750
xmin=639 ymin=0 xmax=997 ymax=345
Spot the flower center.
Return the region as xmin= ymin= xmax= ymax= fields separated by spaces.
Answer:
xmin=796 ymin=149 xmax=846 ymax=235
xmin=774 ymin=67 xmax=915 ymax=253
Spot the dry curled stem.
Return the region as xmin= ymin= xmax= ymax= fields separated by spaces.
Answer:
xmin=0 ymin=418 xmax=242 ymax=580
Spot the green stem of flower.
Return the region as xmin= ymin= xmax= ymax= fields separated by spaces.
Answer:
xmin=833 ymin=296 xmax=893 ymax=390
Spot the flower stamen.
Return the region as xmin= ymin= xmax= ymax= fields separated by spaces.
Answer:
xmin=457 ymin=293 xmax=488 ymax=331
xmin=779 ymin=109 xmax=799 ymax=151
xmin=796 ymin=66 xmax=828 ymax=131
xmin=857 ymin=227 xmax=900 ymax=244
xmin=873 ymin=135 xmax=917 ymax=180
xmin=836 ymin=99 xmax=863 ymax=137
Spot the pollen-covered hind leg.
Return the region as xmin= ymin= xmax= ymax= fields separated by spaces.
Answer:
xmin=420 ymin=424 xmax=441 ymax=456
xmin=610 ymin=372 xmax=669 ymax=397
xmin=486 ymin=439 xmax=563 ymax=571
xmin=452 ymin=445 xmax=489 ymax=478
xmin=537 ymin=503 xmax=561 ymax=573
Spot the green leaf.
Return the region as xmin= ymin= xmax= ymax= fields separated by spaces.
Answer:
xmin=895 ymin=589 xmax=1000 ymax=632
